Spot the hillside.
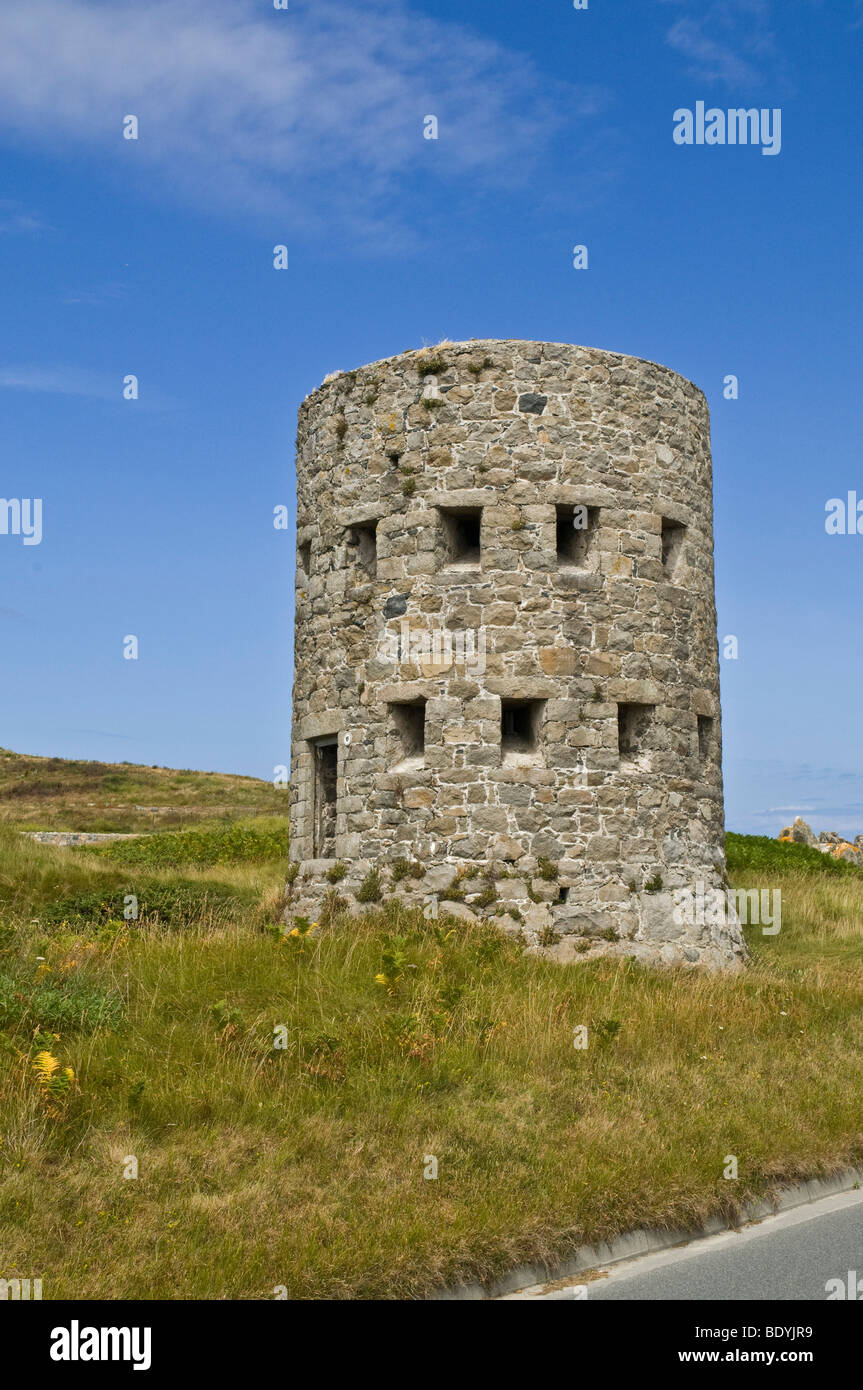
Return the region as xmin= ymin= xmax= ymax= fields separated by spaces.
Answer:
xmin=0 ymin=747 xmax=283 ymax=832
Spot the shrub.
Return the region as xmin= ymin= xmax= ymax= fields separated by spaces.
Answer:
xmin=210 ymin=999 xmax=243 ymax=1039
xmin=320 ymin=891 xmax=347 ymax=927
xmin=417 ymin=356 xmax=447 ymax=378
xmin=726 ymin=832 xmax=863 ymax=878
xmin=391 ymin=858 xmax=423 ymax=884
xmin=88 ymin=820 xmax=289 ymax=869
xmin=357 ymin=869 xmax=383 ymax=904
xmin=29 ymin=883 xmax=250 ymax=933
xmin=595 ymin=1018 xmax=622 ymax=1042
xmin=466 ymin=356 xmax=493 ymax=377
xmin=0 ymin=973 xmax=123 ymax=1033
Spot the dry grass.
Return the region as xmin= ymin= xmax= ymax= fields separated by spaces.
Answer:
xmin=2 ymin=834 xmax=863 ymax=1299
xmin=0 ymin=747 xmax=280 ymax=832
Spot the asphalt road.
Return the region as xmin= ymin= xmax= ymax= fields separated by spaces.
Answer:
xmin=505 ymin=1187 xmax=863 ymax=1301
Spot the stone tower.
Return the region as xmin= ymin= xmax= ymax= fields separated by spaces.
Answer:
xmin=288 ymin=339 xmax=746 ymax=970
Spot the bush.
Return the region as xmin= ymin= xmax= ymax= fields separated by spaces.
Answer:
xmin=28 ymin=883 xmax=252 ymax=933
xmin=357 ymin=869 xmax=383 ymax=904
xmin=88 ymin=819 xmax=289 ymax=869
xmin=726 ymin=832 xmax=863 ymax=878
xmin=391 ymin=858 xmax=423 ymax=884
xmin=417 ymin=356 xmax=447 ymax=378
xmin=0 ymin=973 xmax=123 ymax=1033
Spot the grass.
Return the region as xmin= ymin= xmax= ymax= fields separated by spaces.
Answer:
xmin=85 ymin=818 xmax=290 ymax=870
xmin=0 ymin=747 xmax=282 ymax=832
xmin=2 ymin=829 xmax=863 ymax=1299
xmin=726 ymin=830 xmax=863 ymax=879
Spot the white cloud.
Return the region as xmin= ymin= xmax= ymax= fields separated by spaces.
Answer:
xmin=0 ymin=198 xmax=51 ymax=234
xmin=0 ymin=0 xmax=606 ymax=239
xmin=0 ymin=364 xmax=175 ymax=408
xmin=61 ymin=283 xmax=129 ymax=306
xmin=663 ymin=0 xmax=781 ymax=88
xmin=0 ymin=365 xmax=116 ymax=398
xmin=666 ymin=17 xmax=763 ymax=85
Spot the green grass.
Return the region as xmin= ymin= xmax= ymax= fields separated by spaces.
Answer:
xmin=85 ymin=818 xmax=290 ymax=870
xmin=0 ymin=974 xmax=124 ymax=1034
xmin=0 ymin=746 xmax=283 ymax=832
xmin=2 ymin=829 xmax=863 ymax=1300
xmin=726 ymin=830 xmax=862 ymax=878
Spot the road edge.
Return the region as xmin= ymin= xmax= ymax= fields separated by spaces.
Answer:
xmin=430 ymin=1165 xmax=863 ymax=1301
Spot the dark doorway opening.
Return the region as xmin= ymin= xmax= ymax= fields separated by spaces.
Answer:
xmin=311 ymin=737 xmax=338 ymax=858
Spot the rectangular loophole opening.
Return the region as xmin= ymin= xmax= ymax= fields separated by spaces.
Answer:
xmin=697 ymin=715 xmax=714 ymax=761
xmin=310 ymin=737 xmax=338 ymax=859
xmin=501 ymin=698 xmax=545 ymax=766
xmin=388 ymin=699 xmax=426 ymax=771
xmin=299 ymin=540 xmax=311 ymax=575
xmin=556 ymin=504 xmax=597 ymax=568
xmin=438 ymin=506 xmax=482 ymax=568
xmin=349 ymin=521 xmax=378 ymax=576
xmin=617 ymin=703 xmax=656 ymax=770
xmin=661 ymin=518 xmax=686 ymax=578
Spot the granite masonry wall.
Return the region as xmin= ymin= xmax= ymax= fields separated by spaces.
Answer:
xmin=287 ymin=339 xmax=747 ymax=970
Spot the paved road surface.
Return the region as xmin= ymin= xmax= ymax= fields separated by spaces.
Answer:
xmin=503 ymin=1187 xmax=863 ymax=1300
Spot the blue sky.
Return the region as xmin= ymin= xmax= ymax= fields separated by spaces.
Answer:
xmin=1 ymin=0 xmax=861 ymax=835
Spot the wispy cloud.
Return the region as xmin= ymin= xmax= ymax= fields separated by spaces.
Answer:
xmin=65 ymin=728 xmax=140 ymax=741
xmin=0 ymin=365 xmax=119 ymax=400
xmin=726 ymin=756 xmax=863 ymax=837
xmin=0 ymin=198 xmax=51 ymax=234
xmin=0 ymin=0 xmax=607 ymax=241
xmin=662 ymin=0 xmax=780 ymax=88
xmin=61 ymin=283 xmax=129 ymax=307
xmin=0 ymin=364 xmax=177 ymax=410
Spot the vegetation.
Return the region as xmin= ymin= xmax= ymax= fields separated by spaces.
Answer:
xmin=726 ymin=831 xmax=862 ymax=879
xmin=86 ymin=818 xmax=289 ymax=870
xmin=466 ymin=356 xmax=493 ymax=377
xmin=0 ymin=747 xmax=281 ymax=833
xmin=391 ymin=858 xmax=423 ymax=885
xmin=416 ymin=355 xmax=447 ymax=378
xmin=356 ymin=867 xmax=383 ymax=904
xmin=2 ymin=818 xmax=863 ymax=1299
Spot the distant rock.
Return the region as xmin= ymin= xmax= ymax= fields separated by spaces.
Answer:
xmin=778 ymin=818 xmax=863 ymax=866
xmin=778 ymin=817 xmax=818 ymax=847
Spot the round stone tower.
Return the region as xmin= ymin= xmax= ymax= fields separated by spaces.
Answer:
xmin=288 ymin=339 xmax=746 ymax=970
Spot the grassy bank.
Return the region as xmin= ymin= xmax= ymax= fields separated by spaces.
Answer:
xmin=0 ymin=747 xmax=281 ymax=832
xmin=2 ymin=826 xmax=863 ymax=1299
